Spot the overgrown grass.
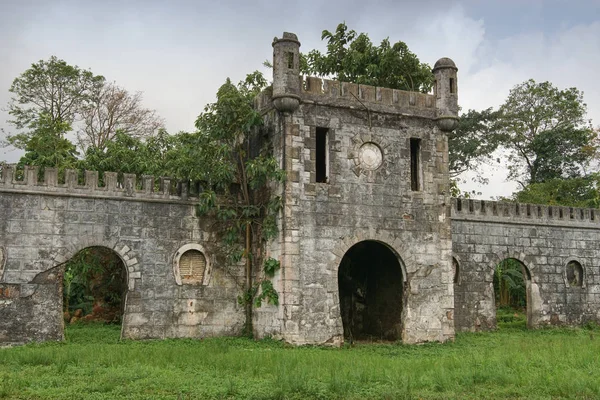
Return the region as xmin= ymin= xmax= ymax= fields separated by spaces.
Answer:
xmin=1 ymin=322 xmax=599 ymax=399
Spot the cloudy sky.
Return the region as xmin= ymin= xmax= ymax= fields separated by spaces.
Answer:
xmin=1 ymin=0 xmax=599 ymax=198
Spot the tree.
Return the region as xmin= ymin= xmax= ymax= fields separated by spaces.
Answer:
xmin=513 ymin=176 xmax=600 ymax=208
xmin=17 ymin=113 xmax=79 ymax=174
xmin=78 ymin=82 xmax=164 ymax=152
xmin=81 ymin=129 xmax=174 ymax=179
xmin=301 ymin=22 xmax=434 ymax=93
xmin=496 ymin=79 xmax=595 ymax=187
xmin=4 ymin=56 xmax=104 ymax=149
xmin=169 ymin=71 xmax=285 ymax=335
xmin=449 ymin=108 xmax=502 ymax=180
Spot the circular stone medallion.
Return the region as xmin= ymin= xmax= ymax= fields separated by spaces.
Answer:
xmin=358 ymin=142 xmax=383 ymax=170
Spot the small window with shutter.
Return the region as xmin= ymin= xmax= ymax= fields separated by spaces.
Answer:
xmin=173 ymin=244 xmax=210 ymax=286
xmin=179 ymin=250 xmax=206 ymax=284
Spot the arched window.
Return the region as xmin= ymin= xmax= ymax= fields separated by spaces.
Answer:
xmin=179 ymin=250 xmax=206 ymax=284
xmin=173 ymin=244 xmax=210 ymax=286
xmin=566 ymin=261 xmax=583 ymax=287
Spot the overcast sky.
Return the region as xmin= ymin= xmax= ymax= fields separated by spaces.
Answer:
xmin=1 ymin=0 xmax=599 ymax=198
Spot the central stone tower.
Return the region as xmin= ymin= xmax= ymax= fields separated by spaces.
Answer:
xmin=254 ymin=32 xmax=458 ymax=344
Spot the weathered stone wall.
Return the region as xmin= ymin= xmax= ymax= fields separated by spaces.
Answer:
xmin=0 ymin=166 xmax=244 ymax=344
xmin=254 ymin=75 xmax=455 ymax=345
xmin=7 ymin=31 xmax=598 ymax=347
xmin=452 ymin=198 xmax=600 ymax=331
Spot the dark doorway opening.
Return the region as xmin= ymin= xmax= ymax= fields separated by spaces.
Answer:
xmin=62 ymin=247 xmax=127 ymax=326
xmin=338 ymin=241 xmax=404 ymax=342
xmin=493 ymin=258 xmax=531 ymax=329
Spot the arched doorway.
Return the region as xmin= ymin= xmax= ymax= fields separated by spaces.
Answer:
xmin=338 ymin=241 xmax=404 ymax=342
xmin=493 ymin=258 xmax=531 ymax=329
xmin=62 ymin=247 xmax=127 ymax=326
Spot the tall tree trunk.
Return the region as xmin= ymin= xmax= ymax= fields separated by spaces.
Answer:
xmin=244 ymin=221 xmax=253 ymax=336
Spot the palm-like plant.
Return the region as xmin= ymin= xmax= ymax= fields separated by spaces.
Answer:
xmin=494 ymin=259 xmax=527 ymax=308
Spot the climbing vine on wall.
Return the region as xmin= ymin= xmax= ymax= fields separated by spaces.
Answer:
xmin=166 ymin=71 xmax=285 ymax=336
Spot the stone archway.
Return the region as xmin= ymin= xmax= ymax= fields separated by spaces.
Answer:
xmin=338 ymin=240 xmax=404 ymax=342
xmin=62 ymin=246 xmax=128 ymax=326
xmin=492 ymin=257 xmax=534 ymax=329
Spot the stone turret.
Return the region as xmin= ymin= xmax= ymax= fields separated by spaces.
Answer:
xmin=432 ymin=57 xmax=459 ymax=132
xmin=272 ymin=32 xmax=301 ymax=113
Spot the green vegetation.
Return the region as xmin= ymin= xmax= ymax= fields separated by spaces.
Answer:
xmin=1 ymin=324 xmax=599 ymax=399
xmin=493 ymin=259 xmax=527 ymax=309
xmin=63 ymin=247 xmax=125 ymax=322
xmin=301 ymin=22 xmax=434 ymax=93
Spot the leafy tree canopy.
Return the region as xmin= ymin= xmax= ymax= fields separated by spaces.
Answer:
xmin=513 ymin=176 xmax=600 ymax=208
xmin=80 ymin=129 xmax=174 ymax=179
xmin=5 ymin=56 xmax=104 ymax=149
xmin=496 ymin=79 xmax=595 ymax=187
xmin=17 ymin=113 xmax=79 ymax=174
xmin=449 ymin=108 xmax=502 ymax=179
xmin=301 ymin=22 xmax=434 ymax=93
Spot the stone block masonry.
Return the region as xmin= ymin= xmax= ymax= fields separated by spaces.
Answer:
xmin=2 ymin=31 xmax=599 ymax=346
xmin=452 ymin=198 xmax=600 ymax=331
xmin=0 ymin=165 xmax=244 ymax=344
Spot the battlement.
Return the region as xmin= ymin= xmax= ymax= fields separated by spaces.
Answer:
xmin=301 ymin=76 xmax=435 ymax=108
xmin=257 ymin=76 xmax=437 ymax=119
xmin=451 ymin=197 xmax=600 ymax=228
xmin=0 ymin=165 xmax=199 ymax=203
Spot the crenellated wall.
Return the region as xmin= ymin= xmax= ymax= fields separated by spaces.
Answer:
xmin=0 ymin=165 xmax=244 ymax=344
xmin=451 ymin=198 xmax=600 ymax=331
xmin=0 ymin=165 xmax=200 ymax=203
xmin=452 ymin=197 xmax=600 ymax=227
xmin=256 ymin=76 xmax=436 ymax=119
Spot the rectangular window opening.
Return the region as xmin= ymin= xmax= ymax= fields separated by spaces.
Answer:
xmin=449 ymin=78 xmax=455 ymax=94
xmin=286 ymin=51 xmax=294 ymax=69
xmin=410 ymin=138 xmax=421 ymax=191
xmin=316 ymin=127 xmax=328 ymax=183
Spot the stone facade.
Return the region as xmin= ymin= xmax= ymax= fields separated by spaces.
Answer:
xmin=253 ymin=33 xmax=457 ymax=344
xmin=452 ymin=198 xmax=600 ymax=331
xmin=0 ymin=168 xmax=244 ymax=344
xmin=1 ymin=31 xmax=599 ymax=346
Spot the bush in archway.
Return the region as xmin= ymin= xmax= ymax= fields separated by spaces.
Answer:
xmin=493 ymin=259 xmax=526 ymax=309
xmin=63 ymin=247 xmax=125 ymax=323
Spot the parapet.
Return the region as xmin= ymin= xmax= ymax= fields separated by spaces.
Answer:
xmin=451 ymin=198 xmax=600 ymax=228
xmin=256 ymin=76 xmax=437 ymax=119
xmin=0 ymin=165 xmax=200 ymax=203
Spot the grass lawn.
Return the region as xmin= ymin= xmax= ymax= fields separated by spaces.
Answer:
xmin=1 ymin=314 xmax=599 ymax=399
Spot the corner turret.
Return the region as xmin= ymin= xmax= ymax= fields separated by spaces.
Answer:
xmin=272 ymin=32 xmax=301 ymax=113
xmin=432 ymin=57 xmax=458 ymax=132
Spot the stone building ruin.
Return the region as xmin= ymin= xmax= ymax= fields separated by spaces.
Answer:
xmin=1 ymin=32 xmax=599 ymax=345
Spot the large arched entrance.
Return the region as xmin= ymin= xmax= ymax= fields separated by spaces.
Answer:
xmin=338 ymin=240 xmax=404 ymax=342
xmin=62 ymin=246 xmax=128 ymax=327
